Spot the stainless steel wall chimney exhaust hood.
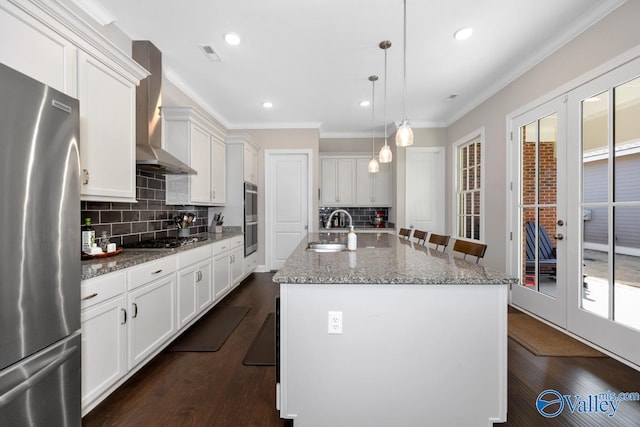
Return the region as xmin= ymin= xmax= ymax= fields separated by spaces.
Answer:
xmin=132 ymin=41 xmax=196 ymax=175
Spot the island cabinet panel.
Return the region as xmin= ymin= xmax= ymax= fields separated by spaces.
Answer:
xmin=277 ymin=283 xmax=508 ymax=426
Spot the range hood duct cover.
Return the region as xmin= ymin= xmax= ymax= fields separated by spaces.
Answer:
xmin=132 ymin=40 xmax=196 ymax=175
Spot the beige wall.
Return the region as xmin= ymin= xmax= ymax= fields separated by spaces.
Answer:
xmin=320 ymin=137 xmax=375 ymax=153
xmin=446 ymin=0 xmax=640 ymax=271
xmin=240 ymin=128 xmax=320 ymax=267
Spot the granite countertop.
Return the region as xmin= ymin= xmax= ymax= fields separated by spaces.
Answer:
xmin=81 ymin=231 xmax=243 ymax=281
xmin=272 ymin=232 xmax=518 ymax=285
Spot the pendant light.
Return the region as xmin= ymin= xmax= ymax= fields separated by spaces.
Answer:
xmin=368 ymin=75 xmax=380 ymax=173
xmin=378 ymin=40 xmax=392 ymax=163
xmin=395 ymin=0 xmax=414 ymax=146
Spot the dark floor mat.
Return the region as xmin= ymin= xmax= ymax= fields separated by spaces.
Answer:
xmin=242 ymin=312 xmax=275 ymax=366
xmin=167 ymin=305 xmax=250 ymax=352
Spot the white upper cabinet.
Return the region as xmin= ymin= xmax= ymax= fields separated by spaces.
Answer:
xmin=321 ymin=155 xmax=391 ymax=207
xmin=211 ymin=137 xmax=226 ymax=203
xmin=243 ymin=143 xmax=258 ymax=184
xmin=163 ymin=107 xmax=227 ymax=206
xmin=320 ymin=158 xmax=356 ymax=206
xmin=226 ymin=133 xmax=260 ymax=186
xmin=0 ymin=7 xmax=74 ymax=94
xmin=356 ymin=158 xmax=391 ymax=207
xmin=0 ymin=2 xmax=147 ymax=203
xmin=78 ymin=52 xmax=137 ymax=202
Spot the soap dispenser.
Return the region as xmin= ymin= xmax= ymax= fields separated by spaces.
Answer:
xmin=347 ymin=226 xmax=357 ymax=251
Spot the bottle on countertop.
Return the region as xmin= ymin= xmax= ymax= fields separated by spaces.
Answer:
xmin=347 ymin=226 xmax=357 ymax=251
xmin=81 ymin=217 xmax=95 ymax=252
xmin=100 ymin=231 xmax=110 ymax=252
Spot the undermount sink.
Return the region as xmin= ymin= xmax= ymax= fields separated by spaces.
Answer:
xmin=306 ymin=242 xmax=347 ymax=253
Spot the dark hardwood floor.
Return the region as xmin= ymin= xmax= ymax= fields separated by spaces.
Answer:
xmin=83 ymin=273 xmax=640 ymax=427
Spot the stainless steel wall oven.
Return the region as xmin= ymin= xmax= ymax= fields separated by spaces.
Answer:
xmin=244 ymin=182 xmax=258 ymax=256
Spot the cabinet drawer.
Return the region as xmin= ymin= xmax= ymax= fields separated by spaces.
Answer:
xmin=244 ymin=252 xmax=257 ymax=273
xmin=177 ymin=244 xmax=212 ymax=269
xmin=127 ymin=255 xmax=177 ymax=291
xmin=81 ymin=271 xmax=126 ymax=309
xmin=212 ymin=239 xmax=231 ymax=255
xmin=230 ymin=235 xmax=244 ymax=248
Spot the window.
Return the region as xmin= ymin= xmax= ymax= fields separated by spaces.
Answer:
xmin=455 ymin=132 xmax=483 ymax=241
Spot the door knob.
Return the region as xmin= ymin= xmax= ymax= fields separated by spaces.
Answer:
xmin=557 ymin=219 xmax=565 ymax=226
xmin=554 ymin=233 xmax=564 ymax=240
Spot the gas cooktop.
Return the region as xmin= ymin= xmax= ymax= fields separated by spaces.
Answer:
xmin=123 ymin=236 xmax=207 ymax=250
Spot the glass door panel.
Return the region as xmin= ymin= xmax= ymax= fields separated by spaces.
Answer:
xmin=512 ymin=97 xmax=566 ymax=328
xmin=614 ymin=206 xmax=640 ymax=331
xmin=568 ymin=57 xmax=640 ymax=366
xmin=519 ymin=113 xmax=559 ymax=297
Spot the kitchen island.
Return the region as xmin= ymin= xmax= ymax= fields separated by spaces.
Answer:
xmin=273 ymin=232 xmax=517 ymax=427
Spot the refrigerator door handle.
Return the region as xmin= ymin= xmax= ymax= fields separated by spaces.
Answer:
xmin=0 ymin=346 xmax=77 ymax=409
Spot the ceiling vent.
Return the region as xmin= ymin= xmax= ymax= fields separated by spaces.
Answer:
xmin=199 ymin=44 xmax=223 ymax=61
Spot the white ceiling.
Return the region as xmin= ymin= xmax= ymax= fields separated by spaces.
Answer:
xmin=81 ymin=0 xmax=623 ymax=138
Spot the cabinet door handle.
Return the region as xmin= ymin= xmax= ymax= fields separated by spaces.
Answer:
xmin=82 ymin=169 xmax=89 ymax=185
xmin=131 ymin=303 xmax=138 ymax=318
xmin=82 ymin=292 xmax=98 ymax=300
xmin=151 ymin=269 xmax=163 ymax=275
xmin=121 ymin=308 xmax=127 ymax=325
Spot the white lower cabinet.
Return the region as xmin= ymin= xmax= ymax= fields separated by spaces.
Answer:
xmin=231 ymin=244 xmax=244 ymax=286
xmin=81 ymin=236 xmax=246 ymax=415
xmin=213 ymin=242 xmax=231 ymax=300
xmin=127 ymin=274 xmax=176 ymax=369
xmin=177 ymin=245 xmax=213 ymax=328
xmin=213 ymin=236 xmax=245 ymax=300
xmin=81 ymin=271 xmax=127 ymax=413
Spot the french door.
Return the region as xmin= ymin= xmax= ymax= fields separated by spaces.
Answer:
xmin=566 ymin=57 xmax=640 ymax=367
xmin=511 ymin=96 xmax=568 ymax=328
xmin=511 ymin=57 xmax=640 ymax=367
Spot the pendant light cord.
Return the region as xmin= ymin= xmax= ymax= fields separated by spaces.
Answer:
xmin=384 ymin=46 xmax=388 ymax=143
xmin=402 ymin=0 xmax=407 ymax=121
xmin=371 ymin=77 xmax=375 ymax=157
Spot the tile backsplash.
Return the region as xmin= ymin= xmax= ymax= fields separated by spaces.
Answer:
xmin=81 ymin=170 xmax=209 ymax=247
xmin=319 ymin=207 xmax=389 ymax=228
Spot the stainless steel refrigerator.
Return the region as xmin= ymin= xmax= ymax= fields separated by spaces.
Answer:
xmin=0 ymin=63 xmax=81 ymax=426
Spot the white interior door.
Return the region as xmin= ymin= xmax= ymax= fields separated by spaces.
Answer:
xmin=510 ymin=96 xmax=568 ymax=328
xmin=405 ymin=147 xmax=445 ymax=233
xmin=266 ymin=151 xmax=310 ymax=270
xmin=566 ymin=57 xmax=640 ymax=366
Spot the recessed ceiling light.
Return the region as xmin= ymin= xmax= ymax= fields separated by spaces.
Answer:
xmin=224 ymin=32 xmax=241 ymax=46
xmin=360 ymin=100 xmax=370 ymax=107
xmin=262 ymin=101 xmax=273 ymax=109
xmin=454 ymin=27 xmax=473 ymax=41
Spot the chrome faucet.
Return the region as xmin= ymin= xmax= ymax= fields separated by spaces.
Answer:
xmin=325 ymin=209 xmax=353 ymax=229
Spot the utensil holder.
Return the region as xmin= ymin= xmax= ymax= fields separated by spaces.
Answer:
xmin=214 ymin=225 xmax=223 ymax=233
xmin=178 ymin=228 xmax=189 ymax=238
